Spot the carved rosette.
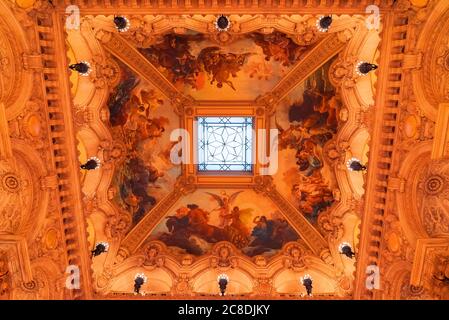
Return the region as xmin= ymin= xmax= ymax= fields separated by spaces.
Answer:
xmin=424 ymin=175 xmax=445 ymax=195
xmin=1 ymin=172 xmax=21 ymax=193
xmin=417 ymin=160 xmax=449 ymax=236
xmin=401 ymin=283 xmax=434 ymax=300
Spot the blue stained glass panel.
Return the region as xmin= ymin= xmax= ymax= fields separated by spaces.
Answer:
xmin=197 ymin=117 xmax=253 ymax=172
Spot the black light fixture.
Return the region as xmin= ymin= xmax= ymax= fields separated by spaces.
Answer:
xmin=113 ymin=16 xmax=130 ymax=32
xmin=301 ymin=274 xmax=313 ymax=296
xmin=69 ymin=61 xmax=91 ymax=76
xmin=214 ymin=15 xmax=231 ymax=32
xmin=316 ymin=15 xmax=332 ymax=32
xmin=91 ymin=242 xmax=109 ymax=257
xmin=80 ymin=156 xmax=101 ymax=171
xmin=134 ymin=273 xmax=147 ymax=295
xmin=356 ymin=61 xmax=378 ymax=76
xmin=346 ymin=158 xmax=367 ymax=172
xmin=339 ymin=242 xmax=356 ymax=258
xmin=217 ymin=274 xmax=229 ymax=296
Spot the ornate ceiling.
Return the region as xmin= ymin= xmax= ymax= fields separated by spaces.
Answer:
xmin=1 ymin=0 xmax=449 ymax=300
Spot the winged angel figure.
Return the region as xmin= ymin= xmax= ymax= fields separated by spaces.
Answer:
xmin=206 ymin=191 xmax=244 ymax=228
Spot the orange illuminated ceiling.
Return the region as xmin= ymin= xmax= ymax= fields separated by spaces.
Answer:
xmin=67 ymin=12 xmax=378 ymax=298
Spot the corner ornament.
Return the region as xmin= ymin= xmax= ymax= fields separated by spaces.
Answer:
xmin=95 ymin=29 xmax=113 ymax=44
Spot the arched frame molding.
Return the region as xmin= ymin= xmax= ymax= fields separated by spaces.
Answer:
xmin=411 ymin=0 xmax=449 ymax=121
xmin=396 ymin=141 xmax=433 ymax=245
xmin=0 ymin=1 xmax=35 ymax=120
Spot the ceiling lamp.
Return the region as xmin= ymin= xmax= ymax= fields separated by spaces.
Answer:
xmin=134 ymin=273 xmax=147 ymax=295
xmin=91 ymin=242 xmax=109 ymax=257
xmin=217 ymin=273 xmax=229 ymax=296
xmin=69 ymin=61 xmax=91 ymax=76
xmin=316 ymin=15 xmax=332 ymax=32
xmin=346 ymin=157 xmax=367 ymax=172
xmin=114 ymin=16 xmax=130 ymax=32
xmin=80 ymin=156 xmax=101 ymax=170
xmin=356 ymin=61 xmax=378 ymax=76
xmin=339 ymin=242 xmax=355 ymax=259
xmin=215 ymin=15 xmax=231 ymax=32
xmin=300 ymin=274 xmax=313 ymax=296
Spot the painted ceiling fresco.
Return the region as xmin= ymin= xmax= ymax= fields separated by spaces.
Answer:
xmin=103 ymin=32 xmax=341 ymax=256
xmin=146 ymin=189 xmax=299 ymax=257
xmin=139 ymin=32 xmax=314 ymax=100
xmin=107 ymin=61 xmax=181 ymax=225
xmin=272 ymin=58 xmax=340 ymax=224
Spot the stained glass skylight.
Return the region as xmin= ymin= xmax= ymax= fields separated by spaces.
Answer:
xmin=197 ymin=117 xmax=253 ymax=172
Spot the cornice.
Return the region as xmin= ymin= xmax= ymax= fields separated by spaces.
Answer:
xmin=47 ymin=0 xmax=395 ymax=15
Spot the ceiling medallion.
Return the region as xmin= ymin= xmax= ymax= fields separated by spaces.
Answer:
xmin=215 ymin=15 xmax=231 ymax=32
xmin=1 ymin=172 xmax=21 ymax=193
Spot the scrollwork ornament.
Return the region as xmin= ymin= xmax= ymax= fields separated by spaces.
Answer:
xmin=105 ymin=212 xmax=132 ymax=240
xmin=123 ymin=16 xmax=157 ymax=48
xmin=254 ymin=278 xmax=272 ymax=295
xmin=174 ymin=273 xmax=192 ymax=294
xmin=328 ymin=55 xmax=358 ymax=88
xmin=317 ymin=210 xmax=344 ymax=241
xmin=89 ymin=55 xmax=121 ymax=89
xmin=253 ymin=176 xmax=275 ymax=194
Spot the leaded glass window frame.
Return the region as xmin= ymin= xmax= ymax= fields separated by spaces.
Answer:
xmin=196 ymin=116 xmax=254 ymax=173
